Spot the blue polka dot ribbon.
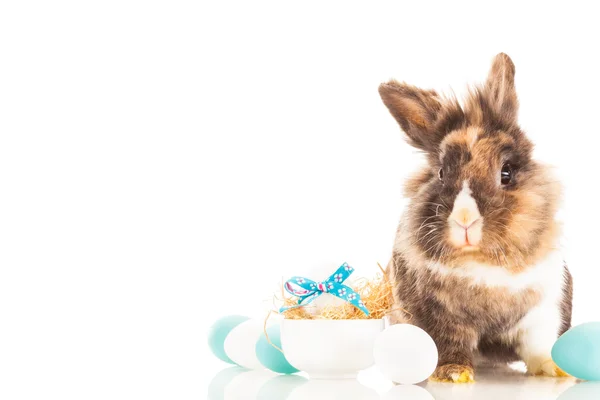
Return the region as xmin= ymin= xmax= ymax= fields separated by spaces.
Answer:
xmin=279 ymin=262 xmax=370 ymax=316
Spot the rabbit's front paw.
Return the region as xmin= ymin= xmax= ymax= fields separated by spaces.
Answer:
xmin=527 ymin=358 xmax=570 ymax=377
xmin=430 ymin=364 xmax=475 ymax=383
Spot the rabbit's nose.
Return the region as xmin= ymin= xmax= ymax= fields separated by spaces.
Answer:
xmin=452 ymin=209 xmax=480 ymax=230
xmin=448 ymin=180 xmax=482 ymax=230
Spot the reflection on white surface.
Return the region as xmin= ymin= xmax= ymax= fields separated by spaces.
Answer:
xmin=425 ymin=364 xmax=578 ymax=400
xmin=557 ymin=381 xmax=600 ymax=400
xmin=208 ymin=368 xmax=378 ymax=399
xmin=286 ymin=378 xmax=379 ymax=400
xmin=223 ymin=370 xmax=276 ymax=399
xmin=256 ymin=375 xmax=308 ymax=399
xmin=207 ymin=367 xmax=247 ymax=400
xmin=208 ymin=364 xmax=600 ymax=400
xmin=381 ymin=384 xmax=434 ymax=400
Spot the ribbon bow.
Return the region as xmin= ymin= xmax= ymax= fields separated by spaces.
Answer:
xmin=279 ymin=262 xmax=369 ymax=315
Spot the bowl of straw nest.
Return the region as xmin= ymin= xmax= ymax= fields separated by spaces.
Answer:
xmin=275 ymin=267 xmax=395 ymax=379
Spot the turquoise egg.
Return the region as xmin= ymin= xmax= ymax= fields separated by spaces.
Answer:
xmin=552 ymin=322 xmax=600 ymax=381
xmin=255 ymin=324 xmax=299 ymax=374
xmin=208 ymin=315 xmax=250 ymax=364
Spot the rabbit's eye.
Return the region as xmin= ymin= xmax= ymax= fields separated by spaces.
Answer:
xmin=501 ymin=163 xmax=513 ymax=185
xmin=438 ymin=168 xmax=444 ymax=181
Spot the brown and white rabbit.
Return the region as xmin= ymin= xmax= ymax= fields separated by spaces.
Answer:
xmin=380 ymin=53 xmax=573 ymax=383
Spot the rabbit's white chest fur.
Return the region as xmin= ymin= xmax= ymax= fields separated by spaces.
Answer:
xmin=425 ymin=250 xmax=564 ymax=294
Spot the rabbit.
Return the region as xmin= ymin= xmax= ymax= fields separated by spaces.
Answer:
xmin=380 ymin=53 xmax=573 ymax=383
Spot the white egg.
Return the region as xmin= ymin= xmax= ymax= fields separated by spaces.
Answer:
xmin=373 ymin=324 xmax=438 ymax=385
xmin=314 ymin=262 xmax=344 ymax=280
xmin=302 ymin=292 xmax=346 ymax=316
xmin=223 ymin=319 xmax=264 ymax=369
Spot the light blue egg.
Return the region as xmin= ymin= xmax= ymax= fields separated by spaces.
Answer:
xmin=208 ymin=315 xmax=250 ymax=364
xmin=255 ymin=324 xmax=299 ymax=374
xmin=552 ymin=322 xmax=600 ymax=381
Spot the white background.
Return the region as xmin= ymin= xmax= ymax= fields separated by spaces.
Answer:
xmin=1 ymin=1 xmax=599 ymax=399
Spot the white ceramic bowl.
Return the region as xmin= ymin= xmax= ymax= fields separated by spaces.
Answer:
xmin=281 ymin=319 xmax=385 ymax=379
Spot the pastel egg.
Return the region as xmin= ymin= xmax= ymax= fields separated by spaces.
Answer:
xmin=373 ymin=324 xmax=439 ymax=385
xmin=255 ymin=324 xmax=299 ymax=374
xmin=552 ymin=322 xmax=600 ymax=381
xmin=224 ymin=319 xmax=265 ymax=369
xmin=208 ymin=315 xmax=250 ymax=364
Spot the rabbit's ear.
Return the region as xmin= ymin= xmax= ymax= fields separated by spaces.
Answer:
xmin=484 ymin=53 xmax=518 ymax=123
xmin=378 ymin=81 xmax=444 ymax=153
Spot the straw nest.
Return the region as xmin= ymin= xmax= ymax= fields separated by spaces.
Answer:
xmin=275 ymin=264 xmax=401 ymax=320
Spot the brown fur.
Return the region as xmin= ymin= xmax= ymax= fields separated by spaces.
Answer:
xmin=380 ymin=53 xmax=573 ymax=382
xmin=560 ymin=266 xmax=573 ymax=335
